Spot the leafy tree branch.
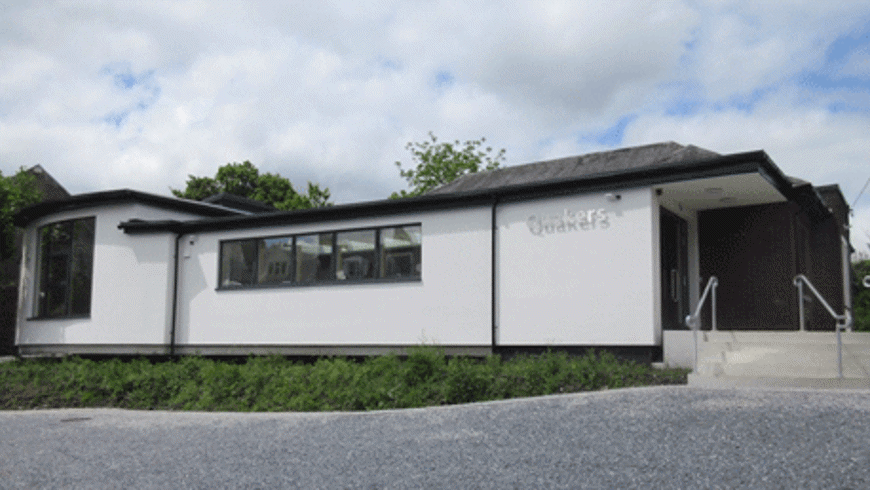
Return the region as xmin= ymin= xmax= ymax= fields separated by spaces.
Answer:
xmin=392 ymin=132 xmax=506 ymax=198
xmin=172 ymin=161 xmax=330 ymax=210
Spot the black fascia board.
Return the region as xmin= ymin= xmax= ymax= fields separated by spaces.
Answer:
xmin=119 ymin=150 xmax=826 ymax=235
xmin=119 ymin=219 xmax=186 ymax=234
xmin=119 ymin=192 xmax=499 ymax=234
xmin=14 ymin=189 xmax=245 ymax=228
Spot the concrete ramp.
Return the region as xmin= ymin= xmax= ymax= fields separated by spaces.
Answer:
xmin=687 ymin=331 xmax=870 ymax=389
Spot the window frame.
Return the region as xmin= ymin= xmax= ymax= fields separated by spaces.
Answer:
xmin=217 ymin=223 xmax=421 ymax=291
xmin=31 ymin=216 xmax=96 ymax=320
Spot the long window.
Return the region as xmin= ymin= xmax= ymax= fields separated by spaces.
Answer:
xmin=35 ymin=217 xmax=96 ymax=318
xmin=219 ymin=224 xmax=421 ymax=289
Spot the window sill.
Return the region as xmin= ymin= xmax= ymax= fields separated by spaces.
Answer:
xmin=216 ymin=276 xmax=422 ymax=291
xmin=26 ymin=314 xmax=91 ymax=321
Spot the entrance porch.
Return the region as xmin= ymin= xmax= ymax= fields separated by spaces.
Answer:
xmin=656 ymin=171 xmax=856 ymax=384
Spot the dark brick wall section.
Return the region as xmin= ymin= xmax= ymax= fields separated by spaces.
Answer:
xmin=0 ymin=285 xmax=17 ymax=355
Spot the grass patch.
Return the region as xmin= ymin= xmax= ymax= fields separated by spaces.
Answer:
xmin=0 ymin=349 xmax=687 ymax=411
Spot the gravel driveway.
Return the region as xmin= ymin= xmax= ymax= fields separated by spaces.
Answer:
xmin=1 ymin=386 xmax=869 ymax=489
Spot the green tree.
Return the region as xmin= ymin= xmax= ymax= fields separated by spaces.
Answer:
xmin=172 ymin=161 xmax=331 ymax=210
xmin=391 ymin=132 xmax=506 ymax=198
xmin=0 ymin=168 xmax=41 ymax=260
xmin=853 ymin=259 xmax=870 ymax=332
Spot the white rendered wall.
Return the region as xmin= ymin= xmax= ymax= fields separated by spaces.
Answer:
xmin=176 ymin=207 xmax=492 ymax=347
xmin=497 ymin=188 xmax=656 ymax=345
xmin=17 ymin=204 xmax=208 ymax=349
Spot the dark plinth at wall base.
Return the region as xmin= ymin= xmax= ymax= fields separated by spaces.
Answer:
xmin=17 ymin=344 xmax=493 ymax=358
xmin=17 ymin=344 xmax=663 ymax=363
xmin=171 ymin=344 xmax=493 ymax=357
xmin=494 ymin=345 xmax=663 ymax=364
xmin=18 ymin=344 xmax=171 ymax=357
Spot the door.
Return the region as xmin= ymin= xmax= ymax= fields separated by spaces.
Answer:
xmin=698 ymin=203 xmax=798 ymax=330
xmin=660 ymin=208 xmax=689 ymax=330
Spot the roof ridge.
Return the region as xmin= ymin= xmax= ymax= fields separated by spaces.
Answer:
xmin=429 ymin=141 xmax=692 ymax=195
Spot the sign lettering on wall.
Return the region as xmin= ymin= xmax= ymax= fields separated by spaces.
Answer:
xmin=527 ymin=208 xmax=609 ymax=236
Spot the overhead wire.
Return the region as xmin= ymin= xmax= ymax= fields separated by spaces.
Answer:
xmin=848 ymin=176 xmax=870 ymax=257
xmin=851 ymin=176 xmax=870 ymax=209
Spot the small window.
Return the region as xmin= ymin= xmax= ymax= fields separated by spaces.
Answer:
xmin=258 ymin=237 xmax=293 ymax=285
xmin=296 ymin=233 xmax=334 ymax=283
xmin=337 ymin=230 xmax=376 ymax=280
xmin=35 ymin=217 xmax=95 ymax=318
xmin=380 ymin=225 xmax=421 ymax=279
xmin=220 ymin=240 xmax=258 ymax=287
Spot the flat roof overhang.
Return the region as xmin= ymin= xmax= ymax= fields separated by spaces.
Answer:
xmin=657 ymin=173 xmax=788 ymax=213
xmin=118 ymin=150 xmax=832 ymax=235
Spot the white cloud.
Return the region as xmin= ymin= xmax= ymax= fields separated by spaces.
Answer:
xmin=624 ymin=86 xmax=870 ymax=250
xmin=0 ymin=0 xmax=868 ymax=220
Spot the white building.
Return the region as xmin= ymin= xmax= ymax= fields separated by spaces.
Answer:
xmin=13 ymin=143 xmax=852 ymax=366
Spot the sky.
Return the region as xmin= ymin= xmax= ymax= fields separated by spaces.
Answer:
xmin=2 ymin=1 xmax=870 ymax=254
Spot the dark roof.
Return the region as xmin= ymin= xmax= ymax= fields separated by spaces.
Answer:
xmin=430 ymin=142 xmax=721 ymax=194
xmin=28 ymin=165 xmax=70 ymax=202
xmin=202 ymin=193 xmax=276 ymax=213
xmin=815 ymin=184 xmax=849 ymax=233
xmin=120 ymin=146 xmax=817 ymax=235
xmin=14 ymin=189 xmax=247 ymax=227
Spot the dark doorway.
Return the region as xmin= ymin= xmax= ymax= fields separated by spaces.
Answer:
xmin=660 ymin=208 xmax=689 ymax=330
xmin=698 ymin=203 xmax=798 ymax=330
xmin=0 ymin=285 xmax=17 ymax=355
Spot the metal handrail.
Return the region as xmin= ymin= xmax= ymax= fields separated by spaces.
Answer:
xmin=685 ymin=276 xmax=718 ymax=371
xmin=793 ymin=274 xmax=853 ymax=378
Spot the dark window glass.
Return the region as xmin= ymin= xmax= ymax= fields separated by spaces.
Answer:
xmin=220 ymin=240 xmax=257 ymax=287
xmin=36 ymin=217 xmax=95 ymax=318
xmin=69 ymin=219 xmax=95 ymax=315
xmin=217 ymin=224 xmax=421 ymax=289
xmin=296 ymin=233 xmax=334 ymax=283
xmin=337 ymin=230 xmax=376 ymax=280
xmin=258 ymin=237 xmax=293 ymax=285
xmin=380 ymin=225 xmax=422 ymax=278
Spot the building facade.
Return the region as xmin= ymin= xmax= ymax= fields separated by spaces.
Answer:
xmin=13 ymin=143 xmax=852 ymax=365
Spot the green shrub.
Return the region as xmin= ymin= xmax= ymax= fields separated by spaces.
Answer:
xmin=853 ymin=260 xmax=870 ymax=332
xmin=0 ymin=348 xmax=687 ymax=411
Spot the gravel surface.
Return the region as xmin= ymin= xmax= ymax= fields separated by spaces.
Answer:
xmin=1 ymin=386 xmax=869 ymax=489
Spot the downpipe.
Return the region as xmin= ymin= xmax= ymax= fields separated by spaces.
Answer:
xmin=169 ymin=233 xmax=182 ymax=358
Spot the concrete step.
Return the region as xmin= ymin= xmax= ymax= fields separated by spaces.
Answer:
xmin=700 ymin=331 xmax=870 ymax=345
xmin=687 ymin=331 xmax=870 ymax=389
xmin=688 ymin=373 xmax=870 ymax=389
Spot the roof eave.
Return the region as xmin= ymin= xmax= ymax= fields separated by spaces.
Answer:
xmin=14 ymin=189 xmax=246 ymax=228
xmin=121 ymin=150 xmax=789 ymax=235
